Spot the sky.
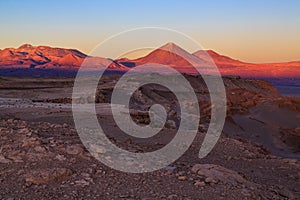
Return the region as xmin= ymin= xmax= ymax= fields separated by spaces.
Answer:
xmin=0 ymin=0 xmax=299 ymax=63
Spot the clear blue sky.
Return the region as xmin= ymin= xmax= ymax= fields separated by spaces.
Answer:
xmin=0 ymin=0 xmax=299 ymax=62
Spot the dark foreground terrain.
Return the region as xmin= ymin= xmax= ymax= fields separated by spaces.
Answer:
xmin=0 ymin=75 xmax=299 ymax=199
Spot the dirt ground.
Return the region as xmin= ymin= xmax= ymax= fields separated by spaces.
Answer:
xmin=0 ymin=75 xmax=299 ymax=199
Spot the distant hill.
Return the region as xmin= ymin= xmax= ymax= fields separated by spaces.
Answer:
xmin=0 ymin=44 xmax=128 ymax=75
xmin=0 ymin=43 xmax=299 ymax=78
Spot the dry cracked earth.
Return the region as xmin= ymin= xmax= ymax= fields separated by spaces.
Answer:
xmin=0 ymin=75 xmax=299 ymax=199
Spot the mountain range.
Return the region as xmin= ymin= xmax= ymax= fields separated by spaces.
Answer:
xmin=0 ymin=43 xmax=299 ymax=78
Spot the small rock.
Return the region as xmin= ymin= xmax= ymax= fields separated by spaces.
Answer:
xmin=197 ymin=170 xmax=205 ymax=176
xmin=205 ymin=177 xmax=217 ymax=184
xmin=25 ymin=168 xmax=72 ymax=185
xmin=241 ymin=189 xmax=251 ymax=197
xmin=65 ymin=145 xmax=84 ymax=155
xmin=81 ymin=172 xmax=91 ymax=178
xmin=0 ymin=155 xmax=11 ymax=164
xmin=177 ymin=171 xmax=185 ymax=176
xmin=168 ymin=194 xmax=178 ymax=199
xmin=17 ymin=127 xmax=31 ymax=135
xmin=55 ymin=154 xmax=67 ymax=161
xmin=164 ymin=165 xmax=176 ymax=174
xmin=283 ymin=159 xmax=298 ymax=164
xmin=178 ymin=176 xmax=187 ymax=181
xmin=191 ymin=164 xmax=246 ymax=185
xmin=7 ymin=153 xmax=23 ymax=163
xmin=166 ymin=120 xmax=176 ymax=129
xmin=194 ymin=181 xmax=205 ymax=187
xmin=34 ymin=146 xmax=46 ymax=153
xmin=75 ymin=179 xmax=90 ymax=187
xmin=22 ymin=138 xmax=40 ymax=147
xmin=191 ymin=164 xmax=202 ymax=173
xmin=89 ymin=144 xmax=106 ymax=154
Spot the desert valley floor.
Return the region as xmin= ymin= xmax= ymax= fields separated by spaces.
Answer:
xmin=0 ymin=75 xmax=299 ymax=199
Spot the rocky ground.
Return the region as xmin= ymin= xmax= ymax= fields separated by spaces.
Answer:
xmin=0 ymin=119 xmax=299 ymax=199
xmin=0 ymin=75 xmax=299 ymax=199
